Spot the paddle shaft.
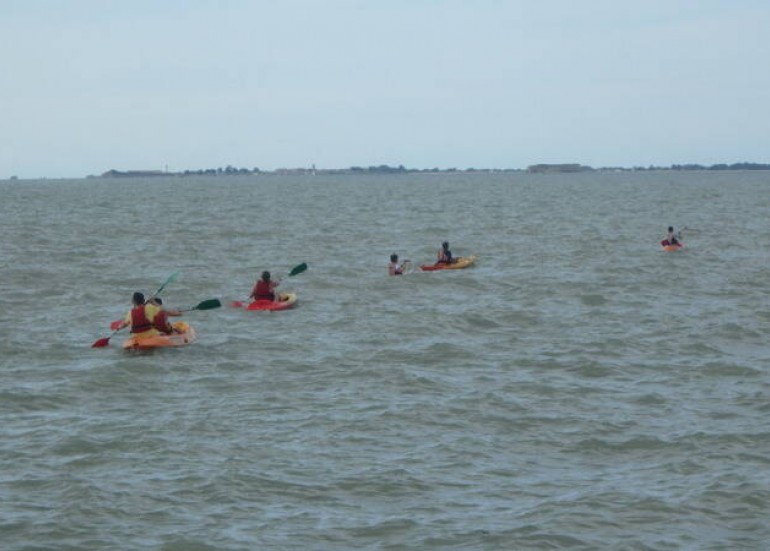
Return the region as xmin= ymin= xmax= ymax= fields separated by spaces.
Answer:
xmin=152 ymin=271 xmax=180 ymax=299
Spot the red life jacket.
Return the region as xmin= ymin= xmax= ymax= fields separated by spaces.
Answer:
xmin=130 ymin=305 xmax=153 ymax=333
xmin=254 ymin=280 xmax=274 ymax=299
xmin=153 ymin=310 xmax=172 ymax=334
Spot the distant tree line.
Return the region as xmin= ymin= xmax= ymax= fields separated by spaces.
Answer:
xmin=98 ymin=162 xmax=770 ymax=179
xmin=181 ymin=165 xmax=261 ymax=176
xmin=672 ymin=162 xmax=770 ymax=171
xmin=621 ymin=162 xmax=770 ymax=171
xmin=531 ymin=162 xmax=770 ymax=173
xmin=183 ymin=162 xmax=770 ymax=174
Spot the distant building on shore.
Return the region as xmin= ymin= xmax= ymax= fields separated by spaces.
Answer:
xmin=527 ymin=164 xmax=593 ymax=173
xmin=101 ymin=169 xmax=169 ymax=178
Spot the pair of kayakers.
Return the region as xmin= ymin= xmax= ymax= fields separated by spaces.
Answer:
xmin=389 ymin=241 xmax=457 ymax=276
xmin=119 ymin=292 xmax=182 ymax=336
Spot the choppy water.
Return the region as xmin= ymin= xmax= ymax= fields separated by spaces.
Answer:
xmin=1 ymin=171 xmax=769 ymax=550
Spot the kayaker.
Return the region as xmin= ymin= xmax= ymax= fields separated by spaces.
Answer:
xmin=117 ymin=291 xmax=161 ymax=338
xmin=437 ymin=241 xmax=454 ymax=264
xmin=661 ymin=226 xmax=681 ymax=247
xmin=388 ymin=253 xmax=410 ymax=276
xmin=250 ymin=271 xmax=280 ymax=302
xmin=148 ymin=297 xmax=182 ymax=334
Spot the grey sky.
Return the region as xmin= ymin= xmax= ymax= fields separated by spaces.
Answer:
xmin=2 ymin=0 xmax=769 ymax=178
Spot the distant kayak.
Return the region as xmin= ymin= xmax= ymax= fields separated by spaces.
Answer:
xmin=661 ymin=243 xmax=684 ymax=252
xmin=122 ymin=321 xmax=196 ymax=351
xmin=245 ymin=292 xmax=298 ymax=311
xmin=420 ymin=255 xmax=477 ymax=271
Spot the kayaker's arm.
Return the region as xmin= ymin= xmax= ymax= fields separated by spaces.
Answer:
xmin=118 ymin=312 xmax=131 ymax=330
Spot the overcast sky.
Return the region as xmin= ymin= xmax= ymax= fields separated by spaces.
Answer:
xmin=2 ymin=0 xmax=769 ymax=178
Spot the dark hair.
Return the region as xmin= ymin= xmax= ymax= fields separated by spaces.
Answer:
xmin=442 ymin=241 xmax=449 ymax=249
xmin=261 ymin=271 xmax=271 ymax=281
xmin=390 ymin=253 xmax=398 ymax=262
xmin=132 ymin=292 xmax=145 ymax=305
xmin=153 ymin=297 xmax=163 ymax=305
xmin=668 ymin=226 xmax=674 ymax=232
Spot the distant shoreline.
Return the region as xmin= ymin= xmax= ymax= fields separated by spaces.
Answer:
xmin=93 ymin=162 xmax=770 ymax=179
xmin=5 ymin=162 xmax=770 ymax=181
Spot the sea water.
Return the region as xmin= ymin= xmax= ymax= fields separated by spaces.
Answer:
xmin=1 ymin=171 xmax=769 ymax=550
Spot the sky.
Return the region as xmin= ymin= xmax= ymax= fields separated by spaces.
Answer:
xmin=1 ymin=0 xmax=769 ymax=178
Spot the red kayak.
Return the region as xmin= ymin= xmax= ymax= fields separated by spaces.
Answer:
xmin=231 ymin=293 xmax=298 ymax=311
xmin=661 ymin=242 xmax=684 ymax=252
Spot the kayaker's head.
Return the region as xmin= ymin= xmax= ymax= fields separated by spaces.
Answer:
xmin=390 ymin=253 xmax=398 ymax=263
xmin=668 ymin=226 xmax=674 ymax=232
xmin=149 ymin=297 xmax=162 ymax=306
xmin=442 ymin=241 xmax=449 ymax=250
xmin=261 ymin=271 xmax=271 ymax=281
xmin=132 ymin=291 xmax=145 ymax=306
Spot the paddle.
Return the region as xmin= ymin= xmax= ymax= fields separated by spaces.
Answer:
xmin=92 ymin=327 xmax=124 ymax=348
xmin=287 ymin=262 xmax=308 ymax=277
xmin=230 ymin=263 xmax=307 ymax=308
xmin=108 ymin=296 xmax=219 ymax=330
xmin=181 ymin=298 xmax=221 ymax=312
xmin=154 ymin=271 xmax=180 ymax=297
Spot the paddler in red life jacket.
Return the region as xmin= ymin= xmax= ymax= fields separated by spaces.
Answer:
xmin=436 ymin=241 xmax=455 ymax=264
xmin=117 ymin=291 xmax=161 ymax=338
xmin=147 ymin=297 xmax=182 ymax=334
xmin=250 ymin=271 xmax=280 ymax=302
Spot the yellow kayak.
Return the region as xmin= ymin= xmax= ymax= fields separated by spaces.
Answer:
xmin=421 ymin=255 xmax=477 ymax=271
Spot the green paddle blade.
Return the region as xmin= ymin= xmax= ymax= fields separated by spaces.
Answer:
xmin=154 ymin=271 xmax=180 ymax=296
xmin=194 ymin=298 xmax=221 ymax=311
xmin=288 ymin=263 xmax=307 ymax=277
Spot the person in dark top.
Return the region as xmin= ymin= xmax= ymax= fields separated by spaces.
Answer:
xmin=437 ymin=241 xmax=454 ymax=264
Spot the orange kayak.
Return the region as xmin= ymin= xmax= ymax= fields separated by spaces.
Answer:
xmin=421 ymin=255 xmax=477 ymax=271
xmin=661 ymin=243 xmax=684 ymax=252
xmin=122 ymin=321 xmax=196 ymax=350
